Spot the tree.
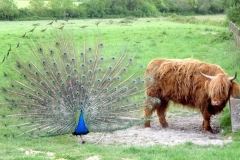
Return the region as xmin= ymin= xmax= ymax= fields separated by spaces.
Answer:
xmin=154 ymin=0 xmax=178 ymax=12
xmin=140 ymin=1 xmax=158 ymax=17
xmin=47 ymin=0 xmax=75 ymax=18
xmin=223 ymin=0 xmax=240 ymax=23
xmin=0 ymin=0 xmax=18 ymax=20
xmin=209 ymin=0 xmax=224 ymax=13
xmin=226 ymin=4 xmax=240 ymax=23
xmin=197 ymin=0 xmax=210 ymax=14
xmin=185 ymin=0 xmax=198 ymax=9
xmin=82 ymin=0 xmax=107 ymax=18
xmin=222 ymin=0 xmax=240 ymax=7
xmin=29 ymin=0 xmax=46 ymax=17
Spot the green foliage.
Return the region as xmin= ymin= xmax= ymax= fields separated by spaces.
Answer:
xmin=82 ymin=0 xmax=108 ymax=18
xmin=154 ymin=0 xmax=224 ymax=15
xmin=197 ymin=0 xmax=211 ymax=14
xmin=18 ymin=8 xmax=32 ymax=19
xmin=29 ymin=0 xmax=46 ymax=17
xmin=209 ymin=0 xmax=224 ymax=13
xmin=0 ymin=0 xmax=228 ymax=20
xmin=232 ymin=130 xmax=240 ymax=141
xmin=222 ymin=0 xmax=240 ymax=7
xmin=220 ymin=107 xmax=232 ymax=135
xmin=157 ymin=0 xmax=179 ymax=12
xmin=82 ymin=0 xmax=159 ymax=18
xmin=226 ymin=3 xmax=240 ymax=24
xmin=0 ymin=0 xmax=18 ymax=20
xmin=47 ymin=0 xmax=75 ymax=18
xmin=137 ymin=1 xmax=159 ymax=17
xmin=224 ymin=0 xmax=240 ymax=23
xmin=187 ymin=0 xmax=198 ymax=8
xmin=211 ymin=30 xmax=233 ymax=42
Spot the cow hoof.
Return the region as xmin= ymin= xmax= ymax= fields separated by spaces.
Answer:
xmin=202 ymin=127 xmax=213 ymax=133
xmin=160 ymin=120 xmax=168 ymax=128
xmin=144 ymin=121 xmax=151 ymax=127
xmin=144 ymin=124 xmax=151 ymax=128
xmin=161 ymin=124 xmax=169 ymax=128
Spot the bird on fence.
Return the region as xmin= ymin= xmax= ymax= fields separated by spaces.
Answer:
xmin=0 ymin=21 xmax=157 ymax=143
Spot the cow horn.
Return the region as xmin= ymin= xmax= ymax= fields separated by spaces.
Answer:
xmin=229 ymin=72 xmax=237 ymax=81
xmin=198 ymin=69 xmax=214 ymax=79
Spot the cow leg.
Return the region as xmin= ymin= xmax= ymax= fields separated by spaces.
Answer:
xmin=143 ymin=96 xmax=157 ymax=127
xmin=156 ymin=100 xmax=169 ymax=128
xmin=201 ymin=111 xmax=213 ymax=133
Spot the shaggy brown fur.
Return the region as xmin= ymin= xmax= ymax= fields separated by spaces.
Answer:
xmin=143 ymin=58 xmax=240 ymax=133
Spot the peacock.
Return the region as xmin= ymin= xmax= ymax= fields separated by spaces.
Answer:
xmin=0 ymin=20 xmax=157 ymax=143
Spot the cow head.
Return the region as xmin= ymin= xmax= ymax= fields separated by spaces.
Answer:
xmin=199 ymin=69 xmax=237 ymax=106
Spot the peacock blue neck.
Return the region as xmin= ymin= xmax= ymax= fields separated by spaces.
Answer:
xmin=74 ymin=110 xmax=89 ymax=135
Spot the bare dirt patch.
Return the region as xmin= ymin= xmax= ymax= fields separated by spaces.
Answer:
xmin=82 ymin=109 xmax=232 ymax=146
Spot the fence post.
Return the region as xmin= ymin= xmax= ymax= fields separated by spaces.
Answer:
xmin=229 ymin=21 xmax=240 ymax=51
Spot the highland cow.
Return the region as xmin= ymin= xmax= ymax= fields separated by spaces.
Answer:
xmin=143 ymin=58 xmax=240 ymax=133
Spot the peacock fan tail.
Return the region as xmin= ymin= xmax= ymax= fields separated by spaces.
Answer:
xmin=0 ymin=21 xmax=158 ymax=142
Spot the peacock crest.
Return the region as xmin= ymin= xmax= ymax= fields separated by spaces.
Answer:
xmin=0 ymin=20 xmax=158 ymax=143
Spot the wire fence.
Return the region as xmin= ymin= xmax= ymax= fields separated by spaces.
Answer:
xmin=229 ymin=21 xmax=240 ymax=51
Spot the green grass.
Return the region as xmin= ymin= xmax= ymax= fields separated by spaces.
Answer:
xmin=1 ymin=136 xmax=240 ymax=159
xmin=1 ymin=16 xmax=240 ymax=159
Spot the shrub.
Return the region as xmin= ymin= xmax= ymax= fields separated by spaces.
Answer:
xmin=211 ymin=31 xmax=233 ymax=43
xmin=226 ymin=4 xmax=240 ymax=24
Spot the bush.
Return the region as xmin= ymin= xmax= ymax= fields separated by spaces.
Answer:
xmin=226 ymin=4 xmax=240 ymax=24
xmin=211 ymin=31 xmax=233 ymax=43
xmin=17 ymin=8 xmax=34 ymax=19
xmin=140 ymin=1 xmax=159 ymax=17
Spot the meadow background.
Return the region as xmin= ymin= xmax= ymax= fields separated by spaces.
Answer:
xmin=1 ymin=0 xmax=240 ymax=160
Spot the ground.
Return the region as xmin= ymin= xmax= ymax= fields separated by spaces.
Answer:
xmin=82 ymin=107 xmax=232 ymax=146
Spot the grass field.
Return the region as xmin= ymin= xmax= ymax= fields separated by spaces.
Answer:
xmin=189 ymin=14 xmax=226 ymax=21
xmin=1 ymin=16 xmax=240 ymax=159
